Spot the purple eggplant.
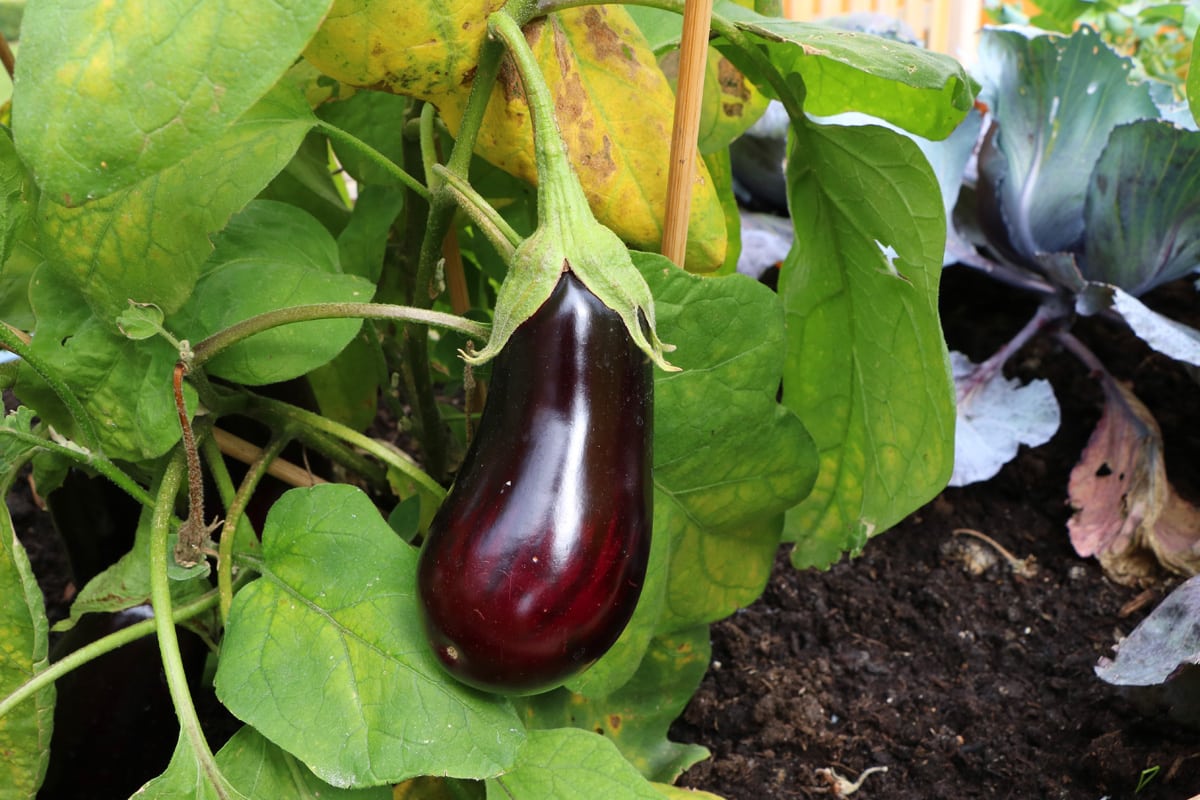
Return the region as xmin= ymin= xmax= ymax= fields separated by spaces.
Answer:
xmin=417 ymin=271 xmax=652 ymax=695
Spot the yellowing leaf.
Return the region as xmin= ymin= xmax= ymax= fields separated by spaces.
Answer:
xmin=438 ymin=7 xmax=727 ymax=272
xmin=302 ymin=0 xmax=504 ymax=101
xmin=0 ymin=501 xmax=54 ymax=800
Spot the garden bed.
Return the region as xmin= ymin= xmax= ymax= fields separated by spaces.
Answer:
xmin=672 ymin=266 xmax=1200 ymax=798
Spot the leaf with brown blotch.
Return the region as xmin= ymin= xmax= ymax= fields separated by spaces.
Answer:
xmin=438 ymin=7 xmax=727 ymax=272
xmin=1067 ymin=377 xmax=1200 ymax=585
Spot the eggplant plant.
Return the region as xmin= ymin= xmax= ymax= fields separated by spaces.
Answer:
xmin=0 ymin=0 xmax=973 ymax=797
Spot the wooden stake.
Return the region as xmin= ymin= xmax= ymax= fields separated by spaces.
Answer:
xmin=661 ymin=0 xmax=714 ymax=267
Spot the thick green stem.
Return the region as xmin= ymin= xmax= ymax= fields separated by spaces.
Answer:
xmin=0 ymin=588 xmax=221 ymax=721
xmin=0 ymin=323 xmax=101 ymax=450
xmin=149 ymin=454 xmax=232 ymax=798
xmin=217 ymin=435 xmax=289 ymax=623
xmin=317 ymin=120 xmax=430 ymax=200
xmin=189 ymin=303 xmax=490 ymax=368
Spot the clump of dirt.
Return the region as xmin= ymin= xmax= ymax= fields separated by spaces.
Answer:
xmin=671 ymin=267 xmax=1200 ymax=798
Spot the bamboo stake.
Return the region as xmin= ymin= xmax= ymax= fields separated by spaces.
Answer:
xmin=661 ymin=0 xmax=714 ymax=267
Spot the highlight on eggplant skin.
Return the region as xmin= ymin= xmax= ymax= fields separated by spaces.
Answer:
xmin=416 ymin=271 xmax=653 ymax=695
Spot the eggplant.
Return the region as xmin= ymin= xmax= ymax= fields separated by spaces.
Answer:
xmin=417 ymin=271 xmax=652 ymax=695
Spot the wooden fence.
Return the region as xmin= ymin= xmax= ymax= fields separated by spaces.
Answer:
xmin=781 ymin=0 xmax=984 ymax=62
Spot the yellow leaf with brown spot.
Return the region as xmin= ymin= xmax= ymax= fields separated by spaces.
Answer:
xmin=302 ymin=0 xmax=504 ymax=101
xmin=438 ymin=7 xmax=727 ymax=272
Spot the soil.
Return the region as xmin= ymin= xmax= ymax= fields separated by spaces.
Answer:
xmin=7 ymin=266 xmax=1200 ymax=798
xmin=671 ymin=266 xmax=1200 ymax=799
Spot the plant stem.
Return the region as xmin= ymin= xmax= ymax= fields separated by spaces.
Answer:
xmin=217 ymin=435 xmax=289 ymax=623
xmin=246 ymin=394 xmax=446 ymax=499
xmin=957 ymin=300 xmax=1067 ymax=403
xmin=1052 ymin=328 xmax=1110 ymax=377
xmin=432 ymin=164 xmax=521 ymax=258
xmin=0 ymin=428 xmax=154 ymax=507
xmin=661 ymin=0 xmax=714 ymax=266
xmin=0 ymin=588 xmax=221 ymax=722
xmin=316 ymin=120 xmax=430 ymax=200
xmin=189 ymin=302 xmax=490 ymax=368
xmin=0 ymin=323 xmax=101 ymax=451
xmin=149 ymin=453 xmax=232 ymax=798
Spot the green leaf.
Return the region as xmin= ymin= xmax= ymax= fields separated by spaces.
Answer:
xmin=13 ymin=266 xmax=198 ymax=462
xmin=131 ymin=732 xmax=246 ymax=800
xmin=214 ymin=484 xmax=524 ymax=787
xmin=0 ymin=408 xmax=44 ymax=488
xmin=976 ymin=25 xmax=1159 ymax=260
xmin=307 ymin=328 xmax=383 ymax=432
xmin=0 ymin=128 xmax=29 ymax=269
xmin=485 ymin=728 xmax=664 ymax=800
xmin=703 ymin=148 xmax=742 ymax=276
xmin=0 ymin=500 xmax=54 ymax=800
xmin=34 ymin=83 xmax=316 ymax=324
xmin=117 ymin=302 xmax=168 ymax=341
xmin=337 ymin=185 xmax=405 ymax=282
xmin=780 ymin=120 xmax=954 ymax=569
xmin=216 ymin=726 xmax=391 ymax=799
xmin=0 ymin=239 xmax=39 ymax=331
xmin=635 ymin=253 xmax=817 ymax=629
xmin=13 ymin=0 xmax=333 ymax=201
xmin=55 ymin=503 xmax=212 ymax=633
xmin=169 ymin=199 xmax=375 ymax=385
xmin=715 ymin=0 xmax=975 ymax=140
xmin=1083 ymin=120 xmax=1200 ymax=295
xmin=522 ymin=628 xmax=711 ymax=784
xmin=1189 ymin=39 xmax=1200 ymax=127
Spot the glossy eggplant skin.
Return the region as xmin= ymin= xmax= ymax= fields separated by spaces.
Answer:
xmin=417 ymin=271 xmax=652 ymax=695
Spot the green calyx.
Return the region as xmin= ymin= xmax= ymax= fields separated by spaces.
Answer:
xmin=460 ymin=11 xmax=677 ymax=372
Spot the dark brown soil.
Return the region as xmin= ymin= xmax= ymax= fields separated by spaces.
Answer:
xmin=671 ymin=267 xmax=1200 ymax=799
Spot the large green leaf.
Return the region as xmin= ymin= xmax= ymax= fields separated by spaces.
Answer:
xmin=0 ymin=501 xmax=54 ymax=800
xmin=1083 ymin=120 xmax=1200 ymax=295
xmin=217 ymin=726 xmax=390 ymax=799
xmin=975 ymin=25 xmax=1159 ymax=261
xmin=169 ymin=199 xmax=375 ymax=386
xmin=635 ymin=253 xmax=816 ymax=630
xmin=780 ymin=120 xmax=954 ymax=569
xmin=34 ymin=84 xmax=315 ymax=324
xmin=485 ymin=728 xmax=664 ymax=800
xmin=13 ymin=266 xmax=198 ymax=462
xmin=214 ymin=484 xmax=524 ymax=787
xmin=13 ymin=0 xmax=333 ymax=201
xmin=715 ymin=0 xmax=975 ymax=140
xmin=521 ymin=628 xmax=711 ymax=784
